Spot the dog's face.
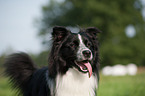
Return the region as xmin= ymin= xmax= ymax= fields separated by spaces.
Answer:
xmin=51 ymin=26 xmax=100 ymax=77
xmin=60 ymin=33 xmax=94 ymax=77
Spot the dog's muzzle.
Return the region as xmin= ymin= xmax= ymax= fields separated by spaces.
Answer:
xmin=77 ymin=46 xmax=93 ymax=61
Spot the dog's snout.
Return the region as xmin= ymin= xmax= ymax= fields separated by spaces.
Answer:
xmin=82 ymin=50 xmax=91 ymax=58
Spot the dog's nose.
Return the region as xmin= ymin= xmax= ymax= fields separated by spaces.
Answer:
xmin=82 ymin=50 xmax=91 ymax=58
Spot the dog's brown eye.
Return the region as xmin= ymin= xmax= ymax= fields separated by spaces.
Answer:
xmin=70 ymin=43 xmax=75 ymax=47
xmin=87 ymin=43 xmax=91 ymax=47
xmin=70 ymin=40 xmax=79 ymax=48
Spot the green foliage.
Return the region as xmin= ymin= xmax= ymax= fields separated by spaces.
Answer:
xmin=0 ymin=54 xmax=6 ymax=67
xmin=38 ymin=0 xmax=145 ymax=67
xmin=30 ymin=50 xmax=50 ymax=67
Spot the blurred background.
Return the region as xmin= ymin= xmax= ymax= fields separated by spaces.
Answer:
xmin=0 ymin=0 xmax=145 ymax=96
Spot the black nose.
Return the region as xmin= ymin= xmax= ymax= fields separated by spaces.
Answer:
xmin=82 ymin=50 xmax=91 ymax=58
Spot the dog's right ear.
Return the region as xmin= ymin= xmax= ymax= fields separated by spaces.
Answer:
xmin=52 ymin=26 xmax=70 ymax=42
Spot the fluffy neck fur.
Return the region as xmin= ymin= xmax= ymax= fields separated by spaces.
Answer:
xmin=55 ymin=68 xmax=98 ymax=96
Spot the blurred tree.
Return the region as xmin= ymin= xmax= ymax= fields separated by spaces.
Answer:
xmin=30 ymin=50 xmax=50 ymax=67
xmin=0 ymin=54 xmax=6 ymax=67
xmin=38 ymin=0 xmax=145 ymax=67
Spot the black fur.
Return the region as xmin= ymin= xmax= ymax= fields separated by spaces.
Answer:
xmin=4 ymin=53 xmax=37 ymax=90
xmin=4 ymin=26 xmax=101 ymax=96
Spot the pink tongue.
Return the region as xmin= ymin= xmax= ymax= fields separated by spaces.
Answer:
xmin=84 ymin=62 xmax=92 ymax=78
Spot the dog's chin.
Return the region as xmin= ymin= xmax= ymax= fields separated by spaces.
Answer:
xmin=74 ymin=60 xmax=92 ymax=78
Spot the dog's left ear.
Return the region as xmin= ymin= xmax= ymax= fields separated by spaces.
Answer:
xmin=85 ymin=27 xmax=101 ymax=38
xmin=52 ymin=26 xmax=70 ymax=42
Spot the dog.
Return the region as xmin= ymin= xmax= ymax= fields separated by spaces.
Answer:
xmin=4 ymin=26 xmax=101 ymax=96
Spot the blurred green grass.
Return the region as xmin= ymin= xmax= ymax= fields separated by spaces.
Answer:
xmin=98 ymin=68 xmax=145 ymax=96
xmin=0 ymin=68 xmax=145 ymax=96
xmin=0 ymin=77 xmax=15 ymax=96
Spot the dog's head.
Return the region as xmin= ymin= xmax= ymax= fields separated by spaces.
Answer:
xmin=49 ymin=26 xmax=101 ymax=77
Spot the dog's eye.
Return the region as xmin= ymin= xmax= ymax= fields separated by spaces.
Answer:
xmin=70 ymin=41 xmax=79 ymax=48
xmin=87 ymin=43 xmax=91 ymax=47
xmin=70 ymin=43 xmax=75 ymax=47
xmin=85 ymin=40 xmax=92 ymax=48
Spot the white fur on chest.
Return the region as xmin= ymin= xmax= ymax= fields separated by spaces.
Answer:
xmin=55 ymin=68 xmax=97 ymax=96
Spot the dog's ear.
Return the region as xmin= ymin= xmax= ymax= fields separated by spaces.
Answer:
xmin=86 ymin=27 xmax=101 ymax=38
xmin=52 ymin=26 xmax=70 ymax=42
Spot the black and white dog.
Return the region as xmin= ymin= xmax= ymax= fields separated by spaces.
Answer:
xmin=4 ymin=26 xmax=101 ymax=96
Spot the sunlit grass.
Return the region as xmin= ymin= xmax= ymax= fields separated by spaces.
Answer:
xmin=98 ymin=69 xmax=145 ymax=96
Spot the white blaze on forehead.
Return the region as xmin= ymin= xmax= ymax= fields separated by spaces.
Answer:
xmin=78 ymin=34 xmax=83 ymax=44
xmin=78 ymin=34 xmax=87 ymax=49
xmin=77 ymin=34 xmax=93 ymax=61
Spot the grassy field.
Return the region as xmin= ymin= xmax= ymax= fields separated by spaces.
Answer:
xmin=0 ymin=68 xmax=145 ymax=96
xmin=98 ymin=70 xmax=145 ymax=96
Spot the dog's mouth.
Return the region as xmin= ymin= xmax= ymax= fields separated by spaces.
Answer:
xmin=75 ymin=60 xmax=92 ymax=78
